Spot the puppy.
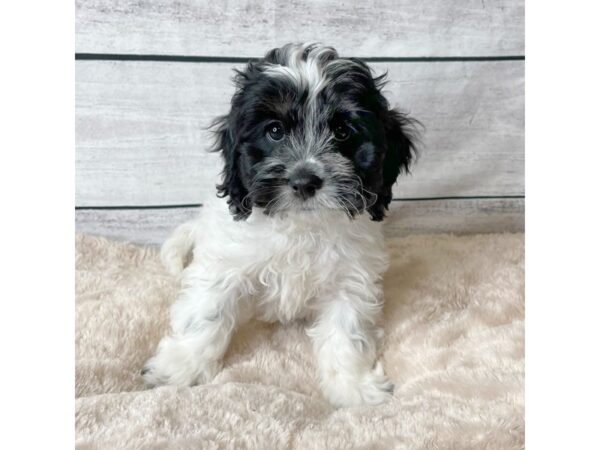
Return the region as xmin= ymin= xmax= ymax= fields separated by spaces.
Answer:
xmin=142 ymin=43 xmax=418 ymax=407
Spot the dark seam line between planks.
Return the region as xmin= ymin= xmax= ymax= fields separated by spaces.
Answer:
xmin=76 ymin=204 xmax=204 ymax=210
xmin=75 ymin=53 xmax=525 ymax=63
xmin=75 ymin=196 xmax=525 ymax=211
xmin=392 ymin=195 xmax=525 ymax=202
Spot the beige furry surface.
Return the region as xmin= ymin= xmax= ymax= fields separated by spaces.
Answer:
xmin=75 ymin=233 xmax=524 ymax=449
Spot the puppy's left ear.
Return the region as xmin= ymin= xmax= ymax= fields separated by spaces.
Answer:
xmin=368 ymin=109 xmax=419 ymax=221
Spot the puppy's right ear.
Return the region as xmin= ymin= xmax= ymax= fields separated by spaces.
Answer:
xmin=211 ymin=115 xmax=251 ymax=220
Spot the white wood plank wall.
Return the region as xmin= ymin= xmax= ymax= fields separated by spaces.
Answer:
xmin=76 ymin=0 xmax=524 ymax=57
xmin=75 ymin=0 xmax=524 ymax=245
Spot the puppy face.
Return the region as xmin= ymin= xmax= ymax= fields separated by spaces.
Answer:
xmin=213 ymin=43 xmax=418 ymax=221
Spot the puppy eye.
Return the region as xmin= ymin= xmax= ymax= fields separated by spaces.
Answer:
xmin=333 ymin=123 xmax=352 ymax=141
xmin=266 ymin=122 xmax=285 ymax=142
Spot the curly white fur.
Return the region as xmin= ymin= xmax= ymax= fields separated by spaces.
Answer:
xmin=143 ymin=197 xmax=393 ymax=407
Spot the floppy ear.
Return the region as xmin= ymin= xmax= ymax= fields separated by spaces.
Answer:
xmin=212 ymin=115 xmax=251 ymax=220
xmin=367 ymin=109 xmax=418 ymax=221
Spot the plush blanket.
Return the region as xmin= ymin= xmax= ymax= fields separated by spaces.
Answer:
xmin=75 ymin=233 xmax=524 ymax=449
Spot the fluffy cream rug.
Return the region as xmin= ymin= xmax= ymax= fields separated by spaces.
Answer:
xmin=75 ymin=233 xmax=524 ymax=449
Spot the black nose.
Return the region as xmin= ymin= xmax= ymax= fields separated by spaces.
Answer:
xmin=290 ymin=172 xmax=323 ymax=200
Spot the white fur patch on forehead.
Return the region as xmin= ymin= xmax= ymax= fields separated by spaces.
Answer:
xmin=263 ymin=43 xmax=338 ymax=102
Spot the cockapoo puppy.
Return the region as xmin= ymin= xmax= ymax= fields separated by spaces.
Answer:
xmin=143 ymin=43 xmax=418 ymax=407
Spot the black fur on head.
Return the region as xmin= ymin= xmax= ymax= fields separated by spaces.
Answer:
xmin=211 ymin=43 xmax=420 ymax=221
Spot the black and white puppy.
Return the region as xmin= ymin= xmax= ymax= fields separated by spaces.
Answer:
xmin=143 ymin=43 xmax=418 ymax=407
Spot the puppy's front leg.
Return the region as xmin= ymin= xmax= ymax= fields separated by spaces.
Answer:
xmin=142 ymin=279 xmax=247 ymax=387
xmin=308 ymin=297 xmax=393 ymax=407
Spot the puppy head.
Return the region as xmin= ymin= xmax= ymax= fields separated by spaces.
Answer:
xmin=212 ymin=43 xmax=419 ymax=221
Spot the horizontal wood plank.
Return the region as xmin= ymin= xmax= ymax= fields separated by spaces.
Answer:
xmin=75 ymin=198 xmax=524 ymax=246
xmin=76 ymin=60 xmax=524 ymax=207
xmin=383 ymin=198 xmax=524 ymax=237
xmin=75 ymin=0 xmax=524 ymax=57
xmin=76 ymin=207 xmax=201 ymax=246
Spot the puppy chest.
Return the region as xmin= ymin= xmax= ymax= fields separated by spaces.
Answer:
xmin=253 ymin=241 xmax=340 ymax=322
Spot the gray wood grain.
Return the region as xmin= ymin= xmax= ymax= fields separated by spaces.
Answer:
xmin=76 ymin=60 xmax=524 ymax=207
xmin=75 ymin=0 xmax=524 ymax=57
xmin=383 ymin=198 xmax=524 ymax=237
xmin=75 ymin=198 xmax=524 ymax=246
xmin=75 ymin=207 xmax=201 ymax=246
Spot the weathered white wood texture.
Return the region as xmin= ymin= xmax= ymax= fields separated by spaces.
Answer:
xmin=76 ymin=207 xmax=201 ymax=246
xmin=76 ymin=60 xmax=524 ymax=207
xmin=75 ymin=198 xmax=524 ymax=246
xmin=75 ymin=0 xmax=524 ymax=57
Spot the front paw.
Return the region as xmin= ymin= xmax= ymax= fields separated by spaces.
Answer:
xmin=141 ymin=336 xmax=221 ymax=388
xmin=321 ymin=361 xmax=394 ymax=407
